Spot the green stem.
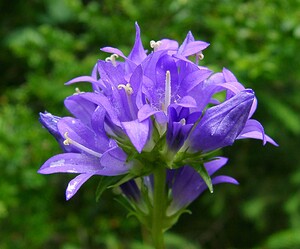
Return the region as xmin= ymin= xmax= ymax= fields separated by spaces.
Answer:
xmin=152 ymin=166 xmax=166 ymax=249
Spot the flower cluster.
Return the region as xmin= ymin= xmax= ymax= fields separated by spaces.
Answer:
xmin=39 ymin=23 xmax=277 ymax=228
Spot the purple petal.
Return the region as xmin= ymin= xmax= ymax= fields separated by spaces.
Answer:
xmin=211 ymin=175 xmax=239 ymax=185
xmin=128 ymin=22 xmax=147 ymax=64
xmin=65 ymin=76 xmax=98 ymax=85
xmin=237 ymin=119 xmax=278 ymax=146
xmin=91 ymin=106 xmax=107 ymax=137
xmin=129 ymin=65 xmax=144 ymax=109
xmin=175 ymin=96 xmax=197 ymax=108
xmin=121 ymin=119 xmax=149 ymax=153
xmin=100 ymin=147 xmax=130 ymax=175
xmin=66 ymin=173 xmax=94 ymax=200
xmin=38 ymin=153 xmax=102 ymax=174
xmin=222 ymin=68 xmax=238 ymax=82
xmin=183 ymin=68 xmax=213 ymax=92
xmin=180 ymin=41 xmax=210 ymax=57
xmin=100 ymin=47 xmax=126 ymax=59
xmin=80 ymin=92 xmax=121 ymax=127
xmin=138 ymin=104 xmax=167 ymax=123
xmin=97 ymin=60 xmax=127 ymax=87
xmin=64 ymin=94 xmax=96 ymax=125
xmin=157 ymin=39 xmax=179 ymax=52
xmin=204 ymin=157 xmax=228 ymax=175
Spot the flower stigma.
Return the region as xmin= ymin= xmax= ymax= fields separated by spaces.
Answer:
xmin=105 ymin=53 xmax=119 ymax=66
xmin=63 ymin=132 xmax=102 ymax=158
xmin=163 ymin=70 xmax=171 ymax=114
xmin=150 ymin=40 xmax=162 ymax=52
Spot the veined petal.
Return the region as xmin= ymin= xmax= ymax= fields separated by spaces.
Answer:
xmin=189 ymin=89 xmax=255 ymax=151
xmin=121 ymin=119 xmax=149 ymax=153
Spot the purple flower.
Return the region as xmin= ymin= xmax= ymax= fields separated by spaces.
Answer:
xmin=39 ymin=22 xmax=277 ymax=206
xmin=167 ymin=157 xmax=238 ymax=215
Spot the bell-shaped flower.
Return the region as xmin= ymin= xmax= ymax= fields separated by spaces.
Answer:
xmin=189 ymin=89 xmax=256 ymax=152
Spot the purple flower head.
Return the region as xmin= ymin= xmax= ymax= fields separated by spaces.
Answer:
xmin=38 ymin=22 xmax=277 ymax=205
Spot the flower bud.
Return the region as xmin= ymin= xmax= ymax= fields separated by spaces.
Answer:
xmin=189 ymin=89 xmax=255 ymax=152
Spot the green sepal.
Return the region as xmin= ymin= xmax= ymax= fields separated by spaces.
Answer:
xmin=190 ymin=160 xmax=213 ymax=193
xmin=163 ymin=209 xmax=192 ymax=231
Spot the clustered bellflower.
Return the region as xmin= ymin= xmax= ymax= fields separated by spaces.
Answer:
xmin=38 ymin=23 xmax=277 ymax=247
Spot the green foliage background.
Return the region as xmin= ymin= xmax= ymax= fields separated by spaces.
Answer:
xmin=0 ymin=0 xmax=299 ymax=248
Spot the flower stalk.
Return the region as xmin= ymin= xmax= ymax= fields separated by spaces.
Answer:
xmin=151 ymin=166 xmax=167 ymax=249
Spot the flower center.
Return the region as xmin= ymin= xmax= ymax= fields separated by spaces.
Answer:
xmin=150 ymin=40 xmax=162 ymax=52
xmin=63 ymin=132 xmax=102 ymax=158
xmin=117 ymin=83 xmax=136 ymax=119
xmin=163 ymin=70 xmax=171 ymax=114
xmin=105 ymin=53 xmax=119 ymax=66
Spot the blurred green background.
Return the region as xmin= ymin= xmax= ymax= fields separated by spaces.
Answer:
xmin=0 ymin=0 xmax=299 ymax=248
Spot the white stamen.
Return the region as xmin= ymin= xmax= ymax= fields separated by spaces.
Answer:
xmin=117 ymin=83 xmax=136 ymax=119
xmin=73 ymin=87 xmax=84 ymax=95
xmin=63 ymin=132 xmax=102 ymax=158
xmin=150 ymin=40 xmax=162 ymax=52
xmin=117 ymin=83 xmax=134 ymax=95
xmin=105 ymin=54 xmax=119 ymax=66
xmin=163 ymin=70 xmax=171 ymax=113
xmin=179 ymin=118 xmax=186 ymax=125
xmin=195 ymin=52 xmax=204 ymax=64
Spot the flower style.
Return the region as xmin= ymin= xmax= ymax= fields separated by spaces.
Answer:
xmin=38 ymin=23 xmax=277 ymax=237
